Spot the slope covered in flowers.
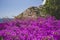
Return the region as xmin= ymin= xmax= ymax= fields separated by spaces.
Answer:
xmin=0 ymin=16 xmax=60 ymax=40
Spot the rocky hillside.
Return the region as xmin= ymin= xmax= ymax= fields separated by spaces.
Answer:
xmin=15 ymin=0 xmax=60 ymax=19
xmin=15 ymin=6 xmax=46 ymax=19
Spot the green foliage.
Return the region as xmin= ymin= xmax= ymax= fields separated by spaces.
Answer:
xmin=41 ymin=0 xmax=60 ymax=19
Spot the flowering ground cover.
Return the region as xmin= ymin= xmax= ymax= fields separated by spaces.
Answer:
xmin=0 ymin=16 xmax=60 ymax=40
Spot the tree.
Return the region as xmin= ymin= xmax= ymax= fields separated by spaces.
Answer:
xmin=41 ymin=0 xmax=60 ymax=19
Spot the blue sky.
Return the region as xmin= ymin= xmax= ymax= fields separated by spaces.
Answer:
xmin=0 ymin=0 xmax=43 ymax=18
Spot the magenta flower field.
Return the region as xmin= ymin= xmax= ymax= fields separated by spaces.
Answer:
xmin=0 ymin=16 xmax=60 ymax=40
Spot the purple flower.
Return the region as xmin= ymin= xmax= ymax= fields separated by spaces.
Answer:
xmin=0 ymin=16 xmax=60 ymax=40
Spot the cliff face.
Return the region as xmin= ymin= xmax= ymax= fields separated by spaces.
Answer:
xmin=15 ymin=6 xmax=41 ymax=19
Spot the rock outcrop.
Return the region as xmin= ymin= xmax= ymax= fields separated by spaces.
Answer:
xmin=15 ymin=6 xmax=41 ymax=19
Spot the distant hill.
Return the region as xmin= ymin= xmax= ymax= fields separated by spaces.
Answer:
xmin=0 ymin=19 xmax=3 ymax=23
xmin=0 ymin=18 xmax=13 ymax=23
